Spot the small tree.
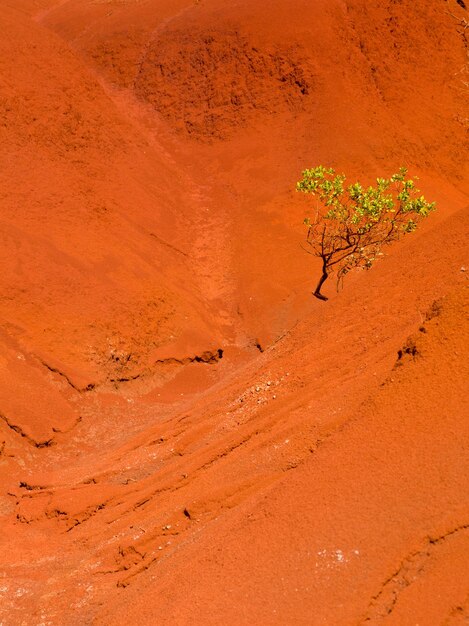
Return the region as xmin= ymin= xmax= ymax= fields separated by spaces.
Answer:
xmin=296 ymin=165 xmax=436 ymax=300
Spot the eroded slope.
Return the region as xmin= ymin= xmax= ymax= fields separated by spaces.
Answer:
xmin=0 ymin=0 xmax=468 ymax=624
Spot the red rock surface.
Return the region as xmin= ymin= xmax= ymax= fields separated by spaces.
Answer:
xmin=0 ymin=0 xmax=468 ymax=624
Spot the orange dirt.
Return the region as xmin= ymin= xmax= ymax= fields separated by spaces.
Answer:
xmin=0 ymin=0 xmax=468 ymax=624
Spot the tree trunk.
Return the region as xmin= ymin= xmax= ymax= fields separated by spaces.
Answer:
xmin=313 ymin=266 xmax=329 ymax=301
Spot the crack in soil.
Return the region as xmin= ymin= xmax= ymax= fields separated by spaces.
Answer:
xmin=19 ymin=481 xmax=49 ymax=491
xmin=149 ymin=232 xmax=189 ymax=257
xmin=25 ymin=343 xmax=224 ymax=398
xmin=362 ymin=523 xmax=469 ymax=622
xmin=154 ymin=349 xmax=224 ymax=367
xmin=0 ymin=413 xmax=54 ymax=449
xmin=39 ymin=359 xmax=96 ymax=393
xmin=66 ymin=501 xmax=110 ymax=533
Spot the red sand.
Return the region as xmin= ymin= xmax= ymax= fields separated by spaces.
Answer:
xmin=0 ymin=0 xmax=468 ymax=624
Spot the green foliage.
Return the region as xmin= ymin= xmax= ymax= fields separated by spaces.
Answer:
xmin=297 ymin=165 xmax=436 ymax=299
